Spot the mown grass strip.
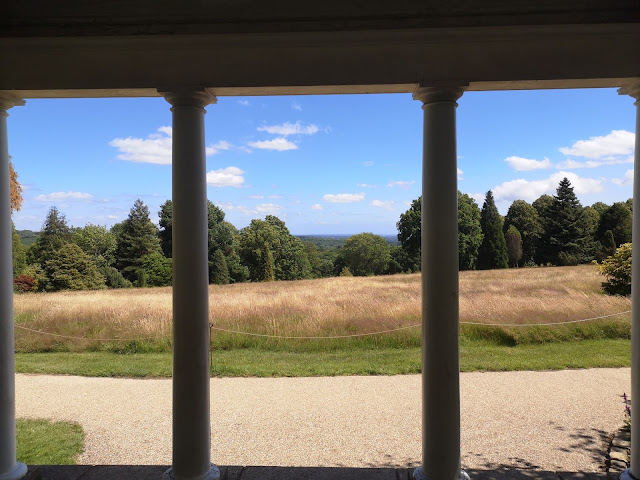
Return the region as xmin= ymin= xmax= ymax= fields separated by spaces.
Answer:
xmin=16 ymin=419 xmax=84 ymax=465
xmin=15 ymin=338 xmax=631 ymax=378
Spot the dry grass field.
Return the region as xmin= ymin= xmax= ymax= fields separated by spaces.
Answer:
xmin=14 ymin=264 xmax=631 ymax=353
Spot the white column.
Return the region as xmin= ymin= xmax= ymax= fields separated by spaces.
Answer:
xmin=619 ymin=82 xmax=640 ymax=480
xmin=412 ymin=86 xmax=469 ymax=480
xmin=0 ymin=92 xmax=27 ymax=480
xmin=160 ymin=89 xmax=219 ymax=480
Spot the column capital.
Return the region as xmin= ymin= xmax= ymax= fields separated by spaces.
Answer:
xmin=0 ymin=92 xmax=25 ymax=116
xmin=413 ymin=85 xmax=466 ymax=105
xmin=158 ymin=88 xmax=217 ymax=109
xmin=618 ymin=81 xmax=640 ymax=106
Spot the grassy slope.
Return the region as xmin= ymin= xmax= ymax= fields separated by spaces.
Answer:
xmin=16 ymin=419 xmax=84 ymax=465
xmin=13 ymin=265 xmax=632 ymax=377
xmin=15 ymin=338 xmax=630 ymax=378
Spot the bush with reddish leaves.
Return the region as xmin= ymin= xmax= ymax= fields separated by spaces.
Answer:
xmin=14 ymin=274 xmax=37 ymax=293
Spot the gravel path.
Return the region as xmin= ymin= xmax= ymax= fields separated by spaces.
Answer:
xmin=15 ymin=368 xmax=630 ymax=472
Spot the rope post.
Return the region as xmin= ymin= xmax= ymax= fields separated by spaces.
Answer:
xmin=209 ymin=323 xmax=213 ymax=373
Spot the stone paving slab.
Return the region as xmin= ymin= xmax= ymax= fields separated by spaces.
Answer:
xmin=23 ymin=466 xmax=617 ymax=480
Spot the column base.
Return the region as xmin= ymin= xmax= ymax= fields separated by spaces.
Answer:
xmin=163 ymin=464 xmax=220 ymax=480
xmin=621 ymin=469 xmax=639 ymax=480
xmin=0 ymin=462 xmax=27 ymax=480
xmin=413 ymin=466 xmax=470 ymax=480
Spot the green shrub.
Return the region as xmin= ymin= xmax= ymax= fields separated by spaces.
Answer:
xmin=598 ymin=243 xmax=631 ymax=296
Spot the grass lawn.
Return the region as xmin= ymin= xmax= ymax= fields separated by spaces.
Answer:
xmin=15 ymin=338 xmax=631 ymax=378
xmin=16 ymin=419 xmax=84 ymax=465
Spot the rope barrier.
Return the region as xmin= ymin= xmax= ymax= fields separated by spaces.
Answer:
xmin=14 ymin=310 xmax=631 ymax=341
xmin=14 ymin=324 xmax=170 ymax=342
xmin=459 ymin=310 xmax=631 ymax=328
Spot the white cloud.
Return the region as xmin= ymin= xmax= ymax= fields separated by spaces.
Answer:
xmin=292 ymin=103 xmax=302 ymax=111
xmin=457 ymin=168 xmax=464 ymax=180
xmin=387 ymin=180 xmax=416 ymax=189
xmin=311 ymin=204 xmax=323 ymax=210
xmin=559 ymin=130 xmax=635 ymax=159
xmin=255 ymin=203 xmax=282 ymax=215
xmin=505 ymin=156 xmax=552 ymax=171
xmin=238 ymin=100 xmax=250 ymax=106
xmin=35 ymin=191 xmax=93 ymax=202
xmin=268 ymin=194 xmax=283 ymax=199
xmin=248 ymin=195 xmax=264 ymax=199
xmin=111 ymin=126 xmax=231 ymax=164
xmin=470 ymin=193 xmax=485 ymax=205
xmin=323 ymin=192 xmax=366 ymax=203
xmin=492 ymin=171 xmax=603 ymax=203
xmin=357 ymin=183 xmax=378 ymax=188
xmin=206 ymin=166 xmax=245 ymax=187
xmin=247 ymin=137 xmax=297 ymax=151
xmin=612 ymin=169 xmax=634 ymax=186
xmin=206 ymin=140 xmax=232 ymax=156
xmin=556 ymin=156 xmax=634 ymax=169
xmin=371 ymin=200 xmax=394 ymax=211
xmin=110 ymin=126 xmax=173 ymax=165
xmin=257 ymin=122 xmax=319 ymax=136
xmin=362 ymin=161 xmax=374 ymax=167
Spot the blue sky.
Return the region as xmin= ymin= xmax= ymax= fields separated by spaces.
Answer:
xmin=7 ymin=88 xmax=637 ymax=235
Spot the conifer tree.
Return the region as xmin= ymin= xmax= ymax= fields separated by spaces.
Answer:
xmin=541 ymin=178 xmax=591 ymax=265
xmin=115 ymin=199 xmax=161 ymax=282
xmin=28 ymin=206 xmax=73 ymax=265
xmin=210 ymin=248 xmax=230 ymax=285
xmin=477 ymin=190 xmax=508 ymax=270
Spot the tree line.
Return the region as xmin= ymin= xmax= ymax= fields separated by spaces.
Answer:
xmin=9 ymin=173 xmax=633 ymax=292
xmin=11 ymin=198 xmax=409 ymax=291
xmin=396 ymin=177 xmax=632 ymax=271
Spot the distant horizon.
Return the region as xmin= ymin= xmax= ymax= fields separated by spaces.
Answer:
xmin=8 ymin=89 xmax=636 ymax=233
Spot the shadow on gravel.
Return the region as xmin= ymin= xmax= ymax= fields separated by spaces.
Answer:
xmin=23 ymin=465 xmax=612 ymax=480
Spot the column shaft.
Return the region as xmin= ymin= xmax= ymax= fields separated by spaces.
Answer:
xmin=618 ymin=84 xmax=640 ymax=480
xmin=162 ymin=89 xmax=219 ymax=480
xmin=0 ymin=93 xmax=26 ymax=480
xmin=414 ymin=86 xmax=466 ymax=480
xmin=630 ymin=93 xmax=640 ymax=477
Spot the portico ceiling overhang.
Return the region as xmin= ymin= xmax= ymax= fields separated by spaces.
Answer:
xmin=1 ymin=0 xmax=639 ymax=98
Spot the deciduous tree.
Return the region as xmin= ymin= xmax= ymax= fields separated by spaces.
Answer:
xmin=504 ymin=200 xmax=542 ymax=266
xmin=337 ymin=232 xmax=390 ymax=276
xmin=238 ymin=215 xmax=311 ymax=282
xmin=505 ymin=225 xmax=523 ymax=268
xmin=9 ymin=160 xmax=22 ymax=212
xmin=458 ymin=192 xmax=482 ymax=270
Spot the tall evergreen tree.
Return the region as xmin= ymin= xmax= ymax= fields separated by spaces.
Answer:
xmin=540 ymin=178 xmax=591 ymax=265
xmin=477 ymin=191 xmax=508 ymax=270
xmin=115 ymin=199 xmax=161 ymax=282
xmin=158 ymin=200 xmax=173 ymax=258
xmin=28 ymin=206 xmax=73 ymax=265
xmin=210 ymin=248 xmax=230 ymax=285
